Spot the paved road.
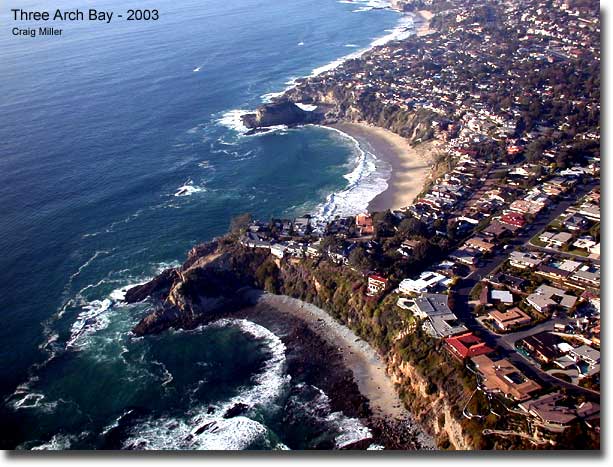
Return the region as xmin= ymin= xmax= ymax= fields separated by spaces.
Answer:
xmin=526 ymin=242 xmax=600 ymax=264
xmin=450 ymin=182 xmax=600 ymax=400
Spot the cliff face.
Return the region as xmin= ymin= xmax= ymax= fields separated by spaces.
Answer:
xmin=241 ymin=100 xmax=323 ymax=129
xmin=387 ymin=352 xmax=473 ymax=450
xmin=270 ymin=258 xmax=479 ymax=450
xmin=126 ymin=241 xmax=477 ymax=449
xmin=125 ymin=240 xmax=270 ymax=335
xmin=284 ymin=85 xmax=438 ymax=143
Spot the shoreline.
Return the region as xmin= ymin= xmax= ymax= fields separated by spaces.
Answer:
xmin=240 ymin=290 xmax=436 ymax=449
xmin=328 ymin=122 xmax=435 ymax=213
xmin=415 ymin=10 xmax=435 ymax=36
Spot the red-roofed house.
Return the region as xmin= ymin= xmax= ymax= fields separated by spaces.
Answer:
xmin=356 ymin=213 xmax=374 ymax=236
xmin=506 ymin=145 xmax=524 ymax=155
xmin=445 ymin=332 xmax=494 ymax=361
xmin=500 ymin=212 xmax=527 ymax=228
xmin=367 ymin=274 xmax=388 ymax=297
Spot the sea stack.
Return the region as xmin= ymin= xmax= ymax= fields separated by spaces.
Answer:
xmin=241 ymin=99 xmax=323 ymax=129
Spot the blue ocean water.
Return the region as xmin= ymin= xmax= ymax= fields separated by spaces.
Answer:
xmin=0 ymin=0 xmax=406 ymax=449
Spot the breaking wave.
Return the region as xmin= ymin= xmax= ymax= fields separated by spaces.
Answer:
xmin=312 ymin=126 xmax=390 ymax=221
xmin=122 ymin=319 xmax=290 ymax=450
xmin=174 ymin=179 xmax=206 ymax=197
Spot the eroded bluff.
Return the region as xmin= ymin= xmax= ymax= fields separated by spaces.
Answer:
xmin=125 ymin=240 xmax=269 ymax=336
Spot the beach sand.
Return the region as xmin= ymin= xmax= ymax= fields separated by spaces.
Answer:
xmin=237 ymin=291 xmax=435 ymax=449
xmin=415 ymin=10 xmax=435 ymax=37
xmin=329 ymin=122 xmax=437 ymax=213
xmin=245 ymin=291 xmax=405 ymax=420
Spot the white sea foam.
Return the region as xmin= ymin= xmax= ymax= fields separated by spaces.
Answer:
xmin=339 ymin=0 xmax=391 ymax=9
xmin=295 ymin=103 xmax=318 ymax=111
xmin=101 ymin=409 xmax=135 ymax=436
xmin=30 ymin=433 xmax=77 ymax=450
xmin=260 ymin=77 xmax=300 ymax=103
xmin=312 ymin=126 xmax=390 ymax=221
xmin=310 ymin=13 xmax=413 ymax=77
xmin=293 ymin=383 xmax=373 ymax=449
xmin=67 ymin=250 xmax=109 ymax=286
xmin=197 ymin=160 xmax=215 ymax=170
xmin=345 ymin=43 xmax=359 ymax=48
xmin=220 ymin=4 xmax=414 ymax=137
xmin=125 ymin=416 xmax=270 ymax=450
xmin=65 ymin=298 xmax=113 ymax=349
xmin=64 ymin=261 xmax=179 ymax=350
xmin=217 ymin=109 xmax=250 ymax=133
xmin=174 ymin=179 xmax=206 ymax=197
xmin=122 ymin=319 xmax=290 ymax=450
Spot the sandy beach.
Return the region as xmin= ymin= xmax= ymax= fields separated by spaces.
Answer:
xmin=243 ymin=291 xmax=405 ymax=418
xmin=329 ymin=122 xmax=436 ymax=213
xmin=415 ymin=10 xmax=435 ymax=37
xmin=239 ymin=291 xmax=436 ymax=449
xmin=256 ymin=293 xmax=405 ymax=418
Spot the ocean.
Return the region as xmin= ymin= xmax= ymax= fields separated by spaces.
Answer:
xmin=0 ymin=0 xmax=412 ymax=449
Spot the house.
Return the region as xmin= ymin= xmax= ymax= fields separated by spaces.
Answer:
xmin=570 ymin=267 xmax=600 ymax=288
xmin=573 ymin=236 xmax=597 ymax=251
xmin=536 ymin=263 xmax=573 ymax=281
xmin=588 ymin=242 xmax=600 ymax=259
xmin=517 ymin=332 xmax=562 ymax=364
xmin=270 ymin=243 xmax=287 ymax=259
xmin=367 ymin=274 xmax=388 ymax=297
xmin=410 ymin=294 xmax=467 ymax=338
xmin=306 ymin=240 xmax=322 ymax=258
xmin=489 ymin=307 xmax=531 ymax=331
xmin=569 ymin=345 xmax=600 ymax=367
xmin=471 ymin=354 xmax=542 ymax=401
xmin=293 ymin=217 xmax=311 ymax=236
xmin=449 ymin=246 xmax=480 ymax=266
xmin=397 ymin=239 xmax=422 ymax=257
xmin=518 ymin=392 xmax=578 ymax=432
xmin=464 ymin=236 xmax=496 ymax=253
xmin=482 ymin=220 xmax=513 ymax=238
xmin=526 ymin=284 xmax=577 ymax=313
xmin=240 ymin=232 xmax=271 ymax=249
xmin=284 ymin=241 xmax=305 ymax=258
xmin=355 ymin=212 xmax=374 ymax=236
xmin=540 ymin=231 xmax=573 ymax=248
xmin=578 ymin=203 xmax=600 ymax=221
xmin=509 ymin=251 xmax=545 ymax=269
xmin=550 ymin=231 xmax=573 ymax=247
xmin=563 ymin=213 xmax=590 ymax=231
xmin=500 ymin=212 xmax=527 ymax=228
xmin=509 ymin=199 xmax=543 ymax=215
xmin=488 ymin=272 xmax=527 ymax=292
xmin=399 ymin=271 xmax=448 ymax=294
xmin=445 ymin=332 xmax=493 ymax=361
xmin=491 ymin=290 xmax=514 ymax=304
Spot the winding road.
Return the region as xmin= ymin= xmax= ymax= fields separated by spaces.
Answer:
xmin=450 ymin=182 xmax=600 ymax=401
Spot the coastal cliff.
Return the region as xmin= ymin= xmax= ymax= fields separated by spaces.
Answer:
xmin=241 ymin=99 xmax=323 ymax=130
xmin=282 ymin=84 xmax=439 ymax=144
xmin=125 ymin=239 xmax=480 ymax=449
xmin=126 ymin=240 xmax=270 ymax=335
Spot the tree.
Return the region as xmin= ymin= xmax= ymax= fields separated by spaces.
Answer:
xmin=229 ymin=213 xmax=253 ymax=236
xmin=398 ymin=218 xmax=427 ymax=237
xmin=348 ymin=246 xmax=373 ymax=272
xmin=525 ymin=139 xmax=547 ymax=163
xmin=373 ymin=210 xmax=397 ymax=238
xmin=319 ymin=235 xmax=340 ymax=253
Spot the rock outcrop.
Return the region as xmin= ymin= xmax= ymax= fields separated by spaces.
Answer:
xmin=241 ymin=99 xmax=323 ymax=129
xmin=125 ymin=240 xmax=270 ymax=336
xmin=124 ymin=240 xmax=475 ymax=449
